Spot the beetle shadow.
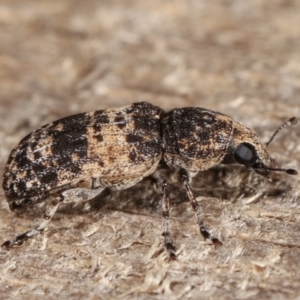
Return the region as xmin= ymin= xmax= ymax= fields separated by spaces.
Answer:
xmin=61 ymin=164 xmax=293 ymax=217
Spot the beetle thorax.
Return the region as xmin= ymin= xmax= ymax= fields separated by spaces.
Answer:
xmin=161 ymin=107 xmax=234 ymax=173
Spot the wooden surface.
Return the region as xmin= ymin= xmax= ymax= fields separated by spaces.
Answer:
xmin=0 ymin=1 xmax=300 ymax=299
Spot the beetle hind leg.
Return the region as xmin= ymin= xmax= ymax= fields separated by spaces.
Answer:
xmin=2 ymin=196 xmax=62 ymax=248
xmin=2 ymin=185 xmax=105 ymax=249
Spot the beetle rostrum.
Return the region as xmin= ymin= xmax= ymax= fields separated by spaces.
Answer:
xmin=1 ymin=102 xmax=298 ymax=258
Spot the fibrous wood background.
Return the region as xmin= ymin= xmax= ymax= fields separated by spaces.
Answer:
xmin=0 ymin=1 xmax=300 ymax=299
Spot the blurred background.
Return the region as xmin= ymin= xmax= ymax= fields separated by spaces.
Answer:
xmin=0 ymin=1 xmax=300 ymax=299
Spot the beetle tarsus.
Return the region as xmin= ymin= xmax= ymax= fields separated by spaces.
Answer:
xmin=1 ymin=240 xmax=12 ymax=249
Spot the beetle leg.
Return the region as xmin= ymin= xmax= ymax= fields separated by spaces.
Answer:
xmin=179 ymin=169 xmax=222 ymax=247
xmin=151 ymin=176 xmax=176 ymax=259
xmin=2 ymin=185 xmax=105 ymax=249
xmin=160 ymin=179 xmax=177 ymax=259
xmin=2 ymin=195 xmax=63 ymax=248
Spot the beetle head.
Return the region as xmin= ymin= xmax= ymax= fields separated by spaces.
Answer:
xmin=222 ymin=118 xmax=298 ymax=177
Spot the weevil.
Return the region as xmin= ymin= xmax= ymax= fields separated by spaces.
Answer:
xmin=1 ymin=102 xmax=298 ymax=258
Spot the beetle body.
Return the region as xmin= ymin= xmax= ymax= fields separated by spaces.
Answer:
xmin=3 ymin=102 xmax=163 ymax=208
xmin=2 ymin=101 xmax=297 ymax=252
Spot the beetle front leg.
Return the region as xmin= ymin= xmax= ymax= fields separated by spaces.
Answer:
xmin=179 ymin=169 xmax=222 ymax=247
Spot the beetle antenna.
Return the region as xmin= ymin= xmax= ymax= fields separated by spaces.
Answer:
xmin=265 ymin=166 xmax=298 ymax=175
xmin=265 ymin=117 xmax=298 ymax=147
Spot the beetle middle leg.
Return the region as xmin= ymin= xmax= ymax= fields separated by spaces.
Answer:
xmin=160 ymin=179 xmax=177 ymax=259
xmin=150 ymin=176 xmax=177 ymax=259
xmin=179 ymin=169 xmax=222 ymax=247
xmin=2 ymin=183 xmax=105 ymax=249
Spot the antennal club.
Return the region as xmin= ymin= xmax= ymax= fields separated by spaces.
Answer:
xmin=265 ymin=117 xmax=298 ymax=147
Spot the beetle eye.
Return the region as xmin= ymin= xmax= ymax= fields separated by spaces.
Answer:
xmin=234 ymin=143 xmax=258 ymax=165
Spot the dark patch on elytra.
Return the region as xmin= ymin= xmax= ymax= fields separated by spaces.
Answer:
xmin=15 ymin=150 xmax=31 ymax=169
xmin=51 ymin=133 xmax=88 ymax=156
xmin=54 ymin=154 xmax=82 ymax=174
xmin=40 ymin=171 xmax=58 ymax=185
xmin=47 ymin=113 xmax=90 ymax=162
xmin=31 ymin=163 xmax=47 ymax=173
xmin=129 ymin=148 xmax=137 ymax=162
xmin=93 ymin=110 xmax=110 ymax=124
xmin=53 ymin=112 xmax=91 ymax=127
xmin=15 ymin=180 xmax=27 ymax=194
xmin=114 ymin=115 xmax=126 ymax=129
xmin=133 ymin=116 xmax=154 ymax=132
xmin=94 ymin=134 xmax=103 ymax=142
xmin=92 ymin=111 xmax=110 ymax=132
xmin=33 ymin=151 xmax=42 ymax=160
xmin=126 ymin=133 xmax=144 ymax=144
xmin=92 ymin=123 xmax=102 ymax=131
xmin=28 ymin=140 xmax=40 ymax=152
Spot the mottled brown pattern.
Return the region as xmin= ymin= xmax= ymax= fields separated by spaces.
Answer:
xmin=2 ymin=102 xmax=163 ymax=204
xmin=1 ymin=2 xmax=300 ymax=299
xmin=162 ymin=107 xmax=234 ymax=171
xmin=2 ymin=100 xmax=297 ymax=258
xmin=3 ymin=101 xmax=289 ymax=212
